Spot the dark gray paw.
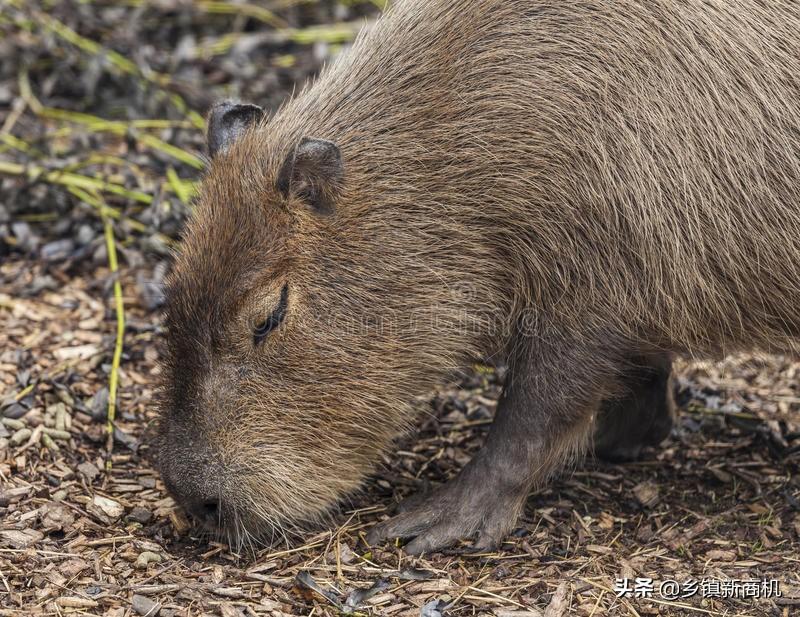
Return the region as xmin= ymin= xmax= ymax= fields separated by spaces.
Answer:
xmin=367 ymin=474 xmax=524 ymax=555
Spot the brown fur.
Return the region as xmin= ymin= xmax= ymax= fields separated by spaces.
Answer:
xmin=157 ymin=0 xmax=800 ymax=549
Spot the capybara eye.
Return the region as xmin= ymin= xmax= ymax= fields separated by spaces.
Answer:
xmin=253 ymin=284 xmax=288 ymax=345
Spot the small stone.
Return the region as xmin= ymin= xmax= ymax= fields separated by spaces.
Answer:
xmin=132 ymin=594 xmax=161 ymax=616
xmin=28 ymin=274 xmax=57 ymax=294
xmin=420 ymin=599 xmax=448 ymax=617
xmin=708 ymin=467 xmax=732 ymax=483
xmin=77 ymin=461 xmax=100 ymax=481
xmin=87 ymin=495 xmax=124 ymax=522
xmin=128 ymin=506 xmax=153 ymax=525
xmin=76 ymin=224 xmax=95 ymax=245
xmin=326 ymin=541 xmax=355 ymax=565
xmin=2 ymin=403 xmax=28 ymax=420
xmin=113 ymin=426 xmax=139 ymax=451
xmin=40 ymin=238 xmax=75 ymax=262
xmin=11 ymin=222 xmax=38 ymax=252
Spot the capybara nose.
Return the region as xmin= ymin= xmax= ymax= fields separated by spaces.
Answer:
xmin=157 ymin=452 xmax=226 ymax=528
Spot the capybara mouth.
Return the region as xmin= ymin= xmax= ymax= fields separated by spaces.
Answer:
xmin=174 ymin=496 xmax=263 ymax=547
xmin=155 ymin=416 xmax=364 ymax=552
xmin=185 ymin=503 xmax=314 ymax=552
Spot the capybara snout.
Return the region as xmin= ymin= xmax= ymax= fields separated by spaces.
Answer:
xmin=157 ymin=438 xmax=224 ymax=529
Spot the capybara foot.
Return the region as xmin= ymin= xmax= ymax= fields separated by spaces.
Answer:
xmin=368 ymin=472 xmax=524 ymax=555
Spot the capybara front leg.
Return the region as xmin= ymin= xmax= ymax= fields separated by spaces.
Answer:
xmin=368 ymin=326 xmax=619 ymax=554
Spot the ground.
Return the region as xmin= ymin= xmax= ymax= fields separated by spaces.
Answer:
xmin=1 ymin=2 xmax=799 ymax=616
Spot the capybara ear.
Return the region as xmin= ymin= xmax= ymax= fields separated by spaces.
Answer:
xmin=277 ymin=137 xmax=343 ymax=215
xmin=207 ymin=101 xmax=265 ymax=157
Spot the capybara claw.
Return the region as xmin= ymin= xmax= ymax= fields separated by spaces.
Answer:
xmin=370 ymin=506 xmax=514 ymax=555
xmin=368 ymin=510 xmax=465 ymax=554
xmin=368 ymin=477 xmax=521 ymax=555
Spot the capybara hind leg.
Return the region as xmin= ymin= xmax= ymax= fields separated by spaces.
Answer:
xmin=368 ymin=326 xmax=620 ymax=554
xmin=593 ymin=353 xmax=675 ymax=462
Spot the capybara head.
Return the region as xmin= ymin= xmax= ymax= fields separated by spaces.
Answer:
xmin=156 ymin=101 xmax=510 ymax=545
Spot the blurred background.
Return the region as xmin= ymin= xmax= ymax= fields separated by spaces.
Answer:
xmin=0 ymin=2 xmax=799 ymax=616
xmin=0 ymin=0 xmax=381 ymax=264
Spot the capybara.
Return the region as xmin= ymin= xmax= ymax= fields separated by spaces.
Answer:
xmin=156 ymin=0 xmax=800 ymax=554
